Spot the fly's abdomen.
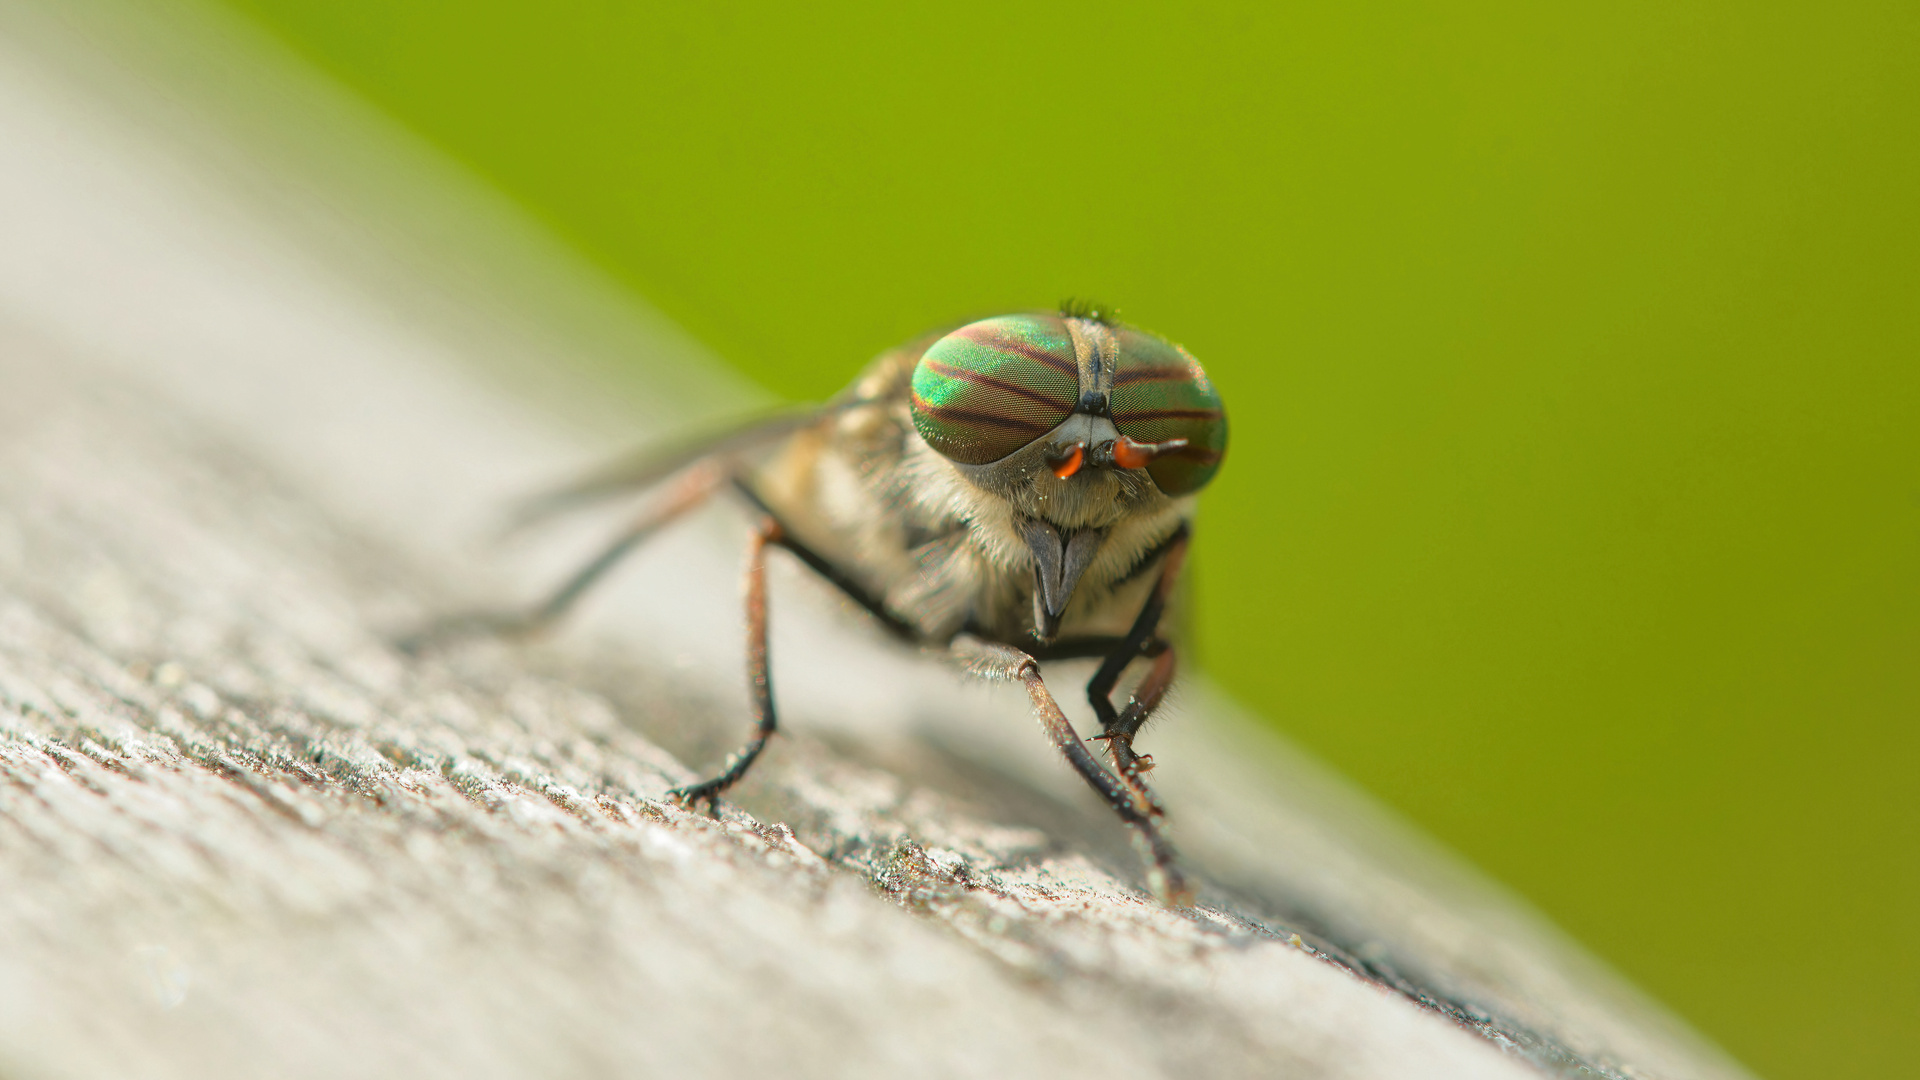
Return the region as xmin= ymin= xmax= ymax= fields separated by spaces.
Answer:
xmin=909 ymin=315 xmax=1079 ymax=465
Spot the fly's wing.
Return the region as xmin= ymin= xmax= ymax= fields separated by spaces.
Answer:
xmin=502 ymin=405 xmax=829 ymax=535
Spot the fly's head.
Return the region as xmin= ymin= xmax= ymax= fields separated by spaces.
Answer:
xmin=908 ymin=309 xmax=1228 ymax=640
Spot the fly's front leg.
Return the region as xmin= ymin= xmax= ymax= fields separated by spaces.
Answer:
xmin=958 ymin=638 xmax=1191 ymax=905
xmin=670 ymin=516 xmax=781 ymax=809
xmin=1087 ymin=527 xmax=1189 ymax=811
xmin=397 ymin=460 xmax=726 ymax=654
xmin=1102 ymin=638 xmax=1177 ymax=787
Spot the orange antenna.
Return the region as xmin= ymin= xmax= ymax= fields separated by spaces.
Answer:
xmin=1050 ymin=442 xmax=1086 ymax=479
xmin=1110 ymin=436 xmax=1189 ymax=470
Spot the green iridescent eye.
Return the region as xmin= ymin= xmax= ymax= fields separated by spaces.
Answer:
xmin=1109 ymin=329 xmax=1228 ymax=495
xmin=910 ymin=315 xmax=1080 ymax=465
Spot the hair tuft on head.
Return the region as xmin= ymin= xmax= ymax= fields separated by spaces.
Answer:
xmin=1058 ymin=297 xmax=1122 ymax=325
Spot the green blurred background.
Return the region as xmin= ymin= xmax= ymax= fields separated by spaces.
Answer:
xmin=217 ymin=2 xmax=1915 ymax=1076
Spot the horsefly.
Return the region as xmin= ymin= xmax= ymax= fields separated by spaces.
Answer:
xmin=408 ymin=302 xmax=1228 ymax=902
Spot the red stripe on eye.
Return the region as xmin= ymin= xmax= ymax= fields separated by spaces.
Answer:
xmin=922 ymin=359 xmax=1074 ymax=410
xmin=910 ymin=398 xmax=1054 ymax=434
xmin=955 ymin=326 xmax=1078 ymax=374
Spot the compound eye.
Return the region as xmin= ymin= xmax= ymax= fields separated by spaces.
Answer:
xmin=1108 ymin=329 xmax=1228 ymax=495
xmin=910 ymin=315 xmax=1079 ymax=465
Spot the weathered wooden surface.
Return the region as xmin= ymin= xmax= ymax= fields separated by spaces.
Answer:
xmin=0 ymin=5 xmax=1753 ymax=1078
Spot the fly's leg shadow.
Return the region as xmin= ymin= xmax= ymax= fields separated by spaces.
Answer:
xmin=957 ymin=638 xmax=1192 ymax=905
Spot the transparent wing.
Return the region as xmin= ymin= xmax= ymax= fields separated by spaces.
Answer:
xmin=502 ymin=404 xmax=827 ymax=534
xmin=400 ymin=404 xmax=830 ymax=654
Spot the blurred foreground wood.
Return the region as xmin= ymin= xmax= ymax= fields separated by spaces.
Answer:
xmin=0 ymin=4 xmax=1753 ymax=1078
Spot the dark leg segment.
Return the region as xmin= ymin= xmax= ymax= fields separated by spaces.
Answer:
xmin=1087 ymin=526 xmax=1189 ymax=728
xmin=1101 ymin=639 xmax=1177 ymax=796
xmin=670 ymin=516 xmax=782 ymax=808
xmin=731 ymin=477 xmax=919 ymax=644
xmin=397 ymin=461 xmax=726 ymax=654
xmin=1086 ymin=527 xmax=1189 ymax=813
xmin=959 ymin=638 xmax=1191 ymax=905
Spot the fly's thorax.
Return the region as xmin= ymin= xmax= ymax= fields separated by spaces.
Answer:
xmin=754 ymin=394 xmax=929 ymax=601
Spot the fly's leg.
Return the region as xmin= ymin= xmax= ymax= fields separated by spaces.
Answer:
xmin=670 ymin=516 xmax=781 ymax=809
xmin=1087 ymin=526 xmax=1190 ymax=813
xmin=1101 ymin=638 xmax=1177 ymax=788
xmin=396 ymin=461 xmax=726 ymax=654
xmin=958 ymin=638 xmax=1191 ymax=905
